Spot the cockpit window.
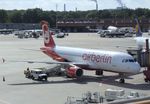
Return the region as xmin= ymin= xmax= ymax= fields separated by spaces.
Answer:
xmin=129 ymin=59 xmax=135 ymax=62
xmin=122 ymin=59 xmax=135 ymax=63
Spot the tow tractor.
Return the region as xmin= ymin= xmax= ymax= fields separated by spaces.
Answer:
xmin=24 ymin=69 xmax=48 ymax=81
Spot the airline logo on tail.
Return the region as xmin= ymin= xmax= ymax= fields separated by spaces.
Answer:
xmin=43 ymin=25 xmax=50 ymax=44
xmin=135 ymin=18 xmax=142 ymax=37
xmin=41 ymin=20 xmax=55 ymax=48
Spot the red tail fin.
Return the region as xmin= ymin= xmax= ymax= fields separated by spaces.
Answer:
xmin=41 ymin=21 xmax=55 ymax=48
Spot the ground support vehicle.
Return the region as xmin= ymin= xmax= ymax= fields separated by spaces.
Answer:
xmin=104 ymin=32 xmax=125 ymax=38
xmin=24 ymin=69 xmax=48 ymax=81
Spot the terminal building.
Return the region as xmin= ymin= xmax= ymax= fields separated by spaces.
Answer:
xmin=0 ymin=19 xmax=149 ymax=32
xmin=56 ymin=18 xmax=150 ymax=32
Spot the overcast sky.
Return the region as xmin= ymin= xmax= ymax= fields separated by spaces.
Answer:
xmin=0 ymin=0 xmax=150 ymax=11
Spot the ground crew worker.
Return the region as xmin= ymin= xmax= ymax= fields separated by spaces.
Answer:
xmin=24 ymin=67 xmax=30 ymax=77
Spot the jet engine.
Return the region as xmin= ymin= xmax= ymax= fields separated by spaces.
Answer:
xmin=66 ymin=66 xmax=83 ymax=78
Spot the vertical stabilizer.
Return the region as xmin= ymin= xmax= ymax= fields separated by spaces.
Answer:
xmin=135 ymin=18 xmax=142 ymax=37
xmin=41 ymin=21 xmax=55 ymax=48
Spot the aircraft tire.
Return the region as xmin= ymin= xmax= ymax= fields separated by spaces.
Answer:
xmin=119 ymin=78 xmax=125 ymax=83
xmin=32 ymin=76 xmax=34 ymax=80
xmin=44 ymin=76 xmax=47 ymax=81
xmin=96 ymin=70 xmax=103 ymax=75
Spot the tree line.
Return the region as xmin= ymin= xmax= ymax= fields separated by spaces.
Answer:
xmin=0 ymin=8 xmax=150 ymax=27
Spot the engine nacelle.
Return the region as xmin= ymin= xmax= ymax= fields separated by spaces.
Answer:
xmin=66 ymin=66 xmax=83 ymax=78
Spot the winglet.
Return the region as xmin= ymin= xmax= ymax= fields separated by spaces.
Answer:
xmin=40 ymin=20 xmax=55 ymax=48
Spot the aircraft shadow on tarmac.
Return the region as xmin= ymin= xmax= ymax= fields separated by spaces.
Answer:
xmin=8 ymin=74 xmax=150 ymax=90
xmin=8 ymin=75 xmax=101 ymax=85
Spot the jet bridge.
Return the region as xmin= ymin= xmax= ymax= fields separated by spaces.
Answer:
xmin=127 ymin=39 xmax=150 ymax=82
xmin=127 ymin=49 xmax=148 ymax=67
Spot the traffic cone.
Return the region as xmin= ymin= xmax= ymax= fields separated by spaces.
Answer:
xmin=3 ymin=76 xmax=5 ymax=82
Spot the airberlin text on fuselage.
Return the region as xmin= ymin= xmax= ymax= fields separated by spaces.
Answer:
xmin=82 ymin=53 xmax=112 ymax=64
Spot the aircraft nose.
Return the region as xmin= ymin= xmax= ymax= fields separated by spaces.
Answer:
xmin=132 ymin=62 xmax=141 ymax=74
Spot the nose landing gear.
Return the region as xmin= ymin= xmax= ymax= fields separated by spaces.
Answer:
xmin=119 ymin=73 xmax=125 ymax=83
xmin=119 ymin=78 xmax=125 ymax=83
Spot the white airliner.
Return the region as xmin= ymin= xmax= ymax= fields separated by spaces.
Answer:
xmin=28 ymin=21 xmax=139 ymax=83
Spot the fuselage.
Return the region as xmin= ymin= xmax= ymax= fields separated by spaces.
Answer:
xmin=43 ymin=45 xmax=140 ymax=74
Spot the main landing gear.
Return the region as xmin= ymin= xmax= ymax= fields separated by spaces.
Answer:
xmin=95 ymin=70 xmax=103 ymax=76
